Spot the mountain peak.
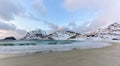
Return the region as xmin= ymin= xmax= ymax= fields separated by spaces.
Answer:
xmin=109 ymin=22 xmax=120 ymax=27
xmin=81 ymin=22 xmax=120 ymax=40
xmin=29 ymin=29 xmax=46 ymax=35
xmin=106 ymin=22 xmax=120 ymax=30
xmin=23 ymin=29 xmax=47 ymax=40
xmin=48 ymin=30 xmax=81 ymax=40
xmin=22 ymin=29 xmax=81 ymax=40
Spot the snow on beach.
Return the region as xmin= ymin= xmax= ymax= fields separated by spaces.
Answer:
xmin=0 ymin=42 xmax=111 ymax=53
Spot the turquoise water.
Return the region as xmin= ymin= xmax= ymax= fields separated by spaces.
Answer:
xmin=0 ymin=40 xmax=111 ymax=54
xmin=0 ymin=40 xmax=79 ymax=46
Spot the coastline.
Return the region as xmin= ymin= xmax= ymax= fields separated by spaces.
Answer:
xmin=0 ymin=41 xmax=111 ymax=53
xmin=0 ymin=42 xmax=119 ymax=66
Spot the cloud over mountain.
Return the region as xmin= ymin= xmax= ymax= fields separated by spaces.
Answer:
xmin=63 ymin=0 xmax=120 ymax=33
xmin=0 ymin=0 xmax=46 ymax=39
xmin=0 ymin=0 xmax=120 ymax=39
xmin=0 ymin=22 xmax=26 ymax=39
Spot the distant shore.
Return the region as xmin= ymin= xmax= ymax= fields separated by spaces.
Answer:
xmin=0 ymin=41 xmax=120 ymax=66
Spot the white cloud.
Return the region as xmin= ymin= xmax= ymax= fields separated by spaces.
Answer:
xmin=0 ymin=21 xmax=26 ymax=39
xmin=63 ymin=0 xmax=112 ymax=11
xmin=0 ymin=0 xmax=47 ymax=39
xmin=0 ymin=22 xmax=16 ymax=30
xmin=58 ymin=26 xmax=70 ymax=31
xmin=0 ymin=0 xmax=24 ymax=21
xmin=46 ymin=22 xmax=70 ymax=33
xmin=0 ymin=0 xmax=45 ymax=21
xmin=46 ymin=22 xmax=59 ymax=31
xmin=68 ymin=20 xmax=76 ymax=29
xmin=63 ymin=0 xmax=120 ymax=33
xmin=32 ymin=0 xmax=46 ymax=15
xmin=0 ymin=30 xmax=25 ymax=39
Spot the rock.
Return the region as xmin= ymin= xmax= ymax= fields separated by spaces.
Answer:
xmin=3 ymin=37 xmax=16 ymax=40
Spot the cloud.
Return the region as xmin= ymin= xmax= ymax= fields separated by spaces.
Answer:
xmin=46 ymin=22 xmax=70 ymax=33
xmin=68 ymin=20 xmax=76 ymax=29
xmin=46 ymin=22 xmax=59 ymax=31
xmin=46 ymin=21 xmax=92 ymax=34
xmin=63 ymin=0 xmax=120 ymax=33
xmin=32 ymin=0 xmax=46 ymax=16
xmin=63 ymin=0 xmax=111 ymax=11
xmin=0 ymin=21 xmax=26 ymax=39
xmin=0 ymin=0 xmax=44 ymax=21
xmin=15 ymin=29 xmax=27 ymax=35
xmin=71 ymin=21 xmax=92 ymax=33
xmin=0 ymin=0 xmax=24 ymax=21
xmin=58 ymin=26 xmax=70 ymax=31
xmin=0 ymin=30 xmax=25 ymax=39
xmin=0 ymin=22 xmax=16 ymax=30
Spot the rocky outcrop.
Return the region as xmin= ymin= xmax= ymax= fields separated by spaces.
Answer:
xmin=3 ymin=37 xmax=16 ymax=40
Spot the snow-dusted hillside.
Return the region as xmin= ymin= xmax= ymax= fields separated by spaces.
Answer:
xmin=23 ymin=29 xmax=52 ymax=40
xmin=48 ymin=31 xmax=81 ymax=40
xmin=78 ymin=23 xmax=120 ymax=41
xmin=23 ymin=29 xmax=81 ymax=40
xmin=23 ymin=23 xmax=120 ymax=40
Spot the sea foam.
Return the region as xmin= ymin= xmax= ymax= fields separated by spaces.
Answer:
xmin=0 ymin=42 xmax=111 ymax=53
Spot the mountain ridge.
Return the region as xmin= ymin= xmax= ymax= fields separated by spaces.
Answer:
xmin=21 ymin=22 xmax=120 ymax=40
xmin=77 ymin=22 xmax=120 ymax=40
xmin=23 ymin=29 xmax=81 ymax=40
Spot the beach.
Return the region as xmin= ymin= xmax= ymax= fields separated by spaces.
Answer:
xmin=0 ymin=42 xmax=120 ymax=66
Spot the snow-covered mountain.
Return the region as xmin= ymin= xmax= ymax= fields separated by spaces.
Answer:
xmin=23 ymin=29 xmax=53 ymax=40
xmin=23 ymin=29 xmax=81 ymax=40
xmin=78 ymin=22 xmax=120 ymax=40
xmin=23 ymin=22 xmax=120 ymax=40
xmin=48 ymin=31 xmax=81 ymax=40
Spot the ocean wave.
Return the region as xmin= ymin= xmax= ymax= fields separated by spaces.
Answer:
xmin=0 ymin=42 xmax=111 ymax=53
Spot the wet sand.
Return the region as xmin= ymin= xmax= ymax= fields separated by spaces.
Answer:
xmin=0 ymin=42 xmax=120 ymax=66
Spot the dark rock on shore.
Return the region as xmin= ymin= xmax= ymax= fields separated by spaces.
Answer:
xmin=3 ymin=37 xmax=16 ymax=40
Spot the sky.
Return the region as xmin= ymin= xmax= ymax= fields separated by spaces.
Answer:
xmin=0 ymin=0 xmax=120 ymax=39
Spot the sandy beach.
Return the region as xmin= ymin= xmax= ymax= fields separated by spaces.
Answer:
xmin=0 ymin=42 xmax=120 ymax=66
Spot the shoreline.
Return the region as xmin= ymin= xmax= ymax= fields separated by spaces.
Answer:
xmin=0 ymin=42 xmax=120 ymax=66
xmin=0 ymin=41 xmax=111 ymax=59
xmin=0 ymin=41 xmax=111 ymax=54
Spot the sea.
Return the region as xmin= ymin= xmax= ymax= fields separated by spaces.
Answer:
xmin=0 ymin=40 xmax=78 ymax=46
xmin=0 ymin=40 xmax=111 ymax=58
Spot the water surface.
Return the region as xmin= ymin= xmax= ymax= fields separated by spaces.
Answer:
xmin=0 ymin=40 xmax=79 ymax=46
